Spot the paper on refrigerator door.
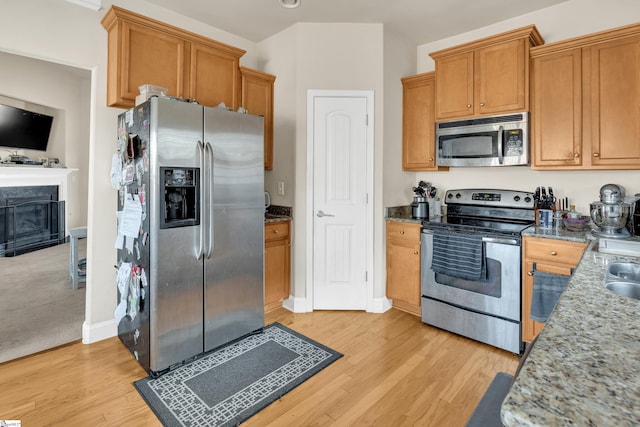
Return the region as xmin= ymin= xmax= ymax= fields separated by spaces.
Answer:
xmin=119 ymin=194 xmax=143 ymax=238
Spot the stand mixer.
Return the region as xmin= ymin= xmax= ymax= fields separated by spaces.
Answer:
xmin=590 ymin=183 xmax=632 ymax=238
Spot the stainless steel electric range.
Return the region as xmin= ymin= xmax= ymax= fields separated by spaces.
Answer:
xmin=421 ymin=189 xmax=535 ymax=354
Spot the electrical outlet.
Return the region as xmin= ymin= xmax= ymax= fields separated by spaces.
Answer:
xmin=278 ymin=181 xmax=285 ymax=196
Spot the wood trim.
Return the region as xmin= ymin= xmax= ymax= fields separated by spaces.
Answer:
xmin=430 ymin=24 xmax=544 ymax=59
xmin=531 ymin=22 xmax=640 ymax=57
xmin=240 ymin=66 xmax=277 ymax=84
xmin=100 ymin=5 xmax=246 ymax=59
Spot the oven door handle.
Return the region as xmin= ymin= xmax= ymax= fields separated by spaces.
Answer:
xmin=482 ymin=236 xmax=519 ymax=245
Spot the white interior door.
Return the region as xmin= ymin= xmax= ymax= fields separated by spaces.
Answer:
xmin=310 ymin=92 xmax=371 ymax=310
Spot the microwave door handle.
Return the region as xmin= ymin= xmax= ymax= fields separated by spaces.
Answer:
xmin=497 ymin=125 xmax=504 ymax=165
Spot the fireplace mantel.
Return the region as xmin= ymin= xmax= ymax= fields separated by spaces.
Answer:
xmin=0 ymin=166 xmax=77 ymax=193
xmin=0 ymin=166 xmax=79 ymax=237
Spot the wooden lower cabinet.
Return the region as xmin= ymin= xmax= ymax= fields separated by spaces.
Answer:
xmin=264 ymin=221 xmax=290 ymax=313
xmin=386 ymin=220 xmax=422 ymax=316
xmin=522 ymin=236 xmax=587 ymax=342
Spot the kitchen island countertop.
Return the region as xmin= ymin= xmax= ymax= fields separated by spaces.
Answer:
xmin=502 ymin=226 xmax=640 ymax=426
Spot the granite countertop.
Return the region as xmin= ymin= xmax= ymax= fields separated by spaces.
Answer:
xmin=264 ymin=214 xmax=291 ymax=224
xmin=502 ymin=226 xmax=640 ymax=426
xmin=385 ymin=204 xmax=434 ymax=224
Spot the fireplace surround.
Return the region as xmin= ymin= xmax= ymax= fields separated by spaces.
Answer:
xmin=0 ymin=185 xmax=65 ymax=256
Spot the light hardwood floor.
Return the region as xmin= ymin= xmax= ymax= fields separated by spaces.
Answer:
xmin=0 ymin=308 xmax=520 ymax=426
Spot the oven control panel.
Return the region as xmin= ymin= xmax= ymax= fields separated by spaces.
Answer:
xmin=445 ymin=189 xmax=535 ymax=209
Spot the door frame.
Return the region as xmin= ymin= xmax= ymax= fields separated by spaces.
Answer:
xmin=305 ymin=89 xmax=375 ymax=312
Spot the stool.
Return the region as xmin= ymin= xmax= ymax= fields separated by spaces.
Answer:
xmin=69 ymin=227 xmax=87 ymax=290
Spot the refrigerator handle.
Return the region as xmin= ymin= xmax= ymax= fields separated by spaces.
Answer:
xmin=197 ymin=140 xmax=205 ymax=260
xmin=205 ymin=141 xmax=214 ymax=258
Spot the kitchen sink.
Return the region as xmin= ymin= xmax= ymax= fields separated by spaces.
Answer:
xmin=604 ymin=262 xmax=640 ymax=300
xmin=608 ymin=262 xmax=640 ymax=282
xmin=605 ymin=281 xmax=640 ymax=300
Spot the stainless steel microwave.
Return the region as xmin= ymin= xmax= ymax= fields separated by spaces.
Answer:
xmin=435 ymin=112 xmax=529 ymax=167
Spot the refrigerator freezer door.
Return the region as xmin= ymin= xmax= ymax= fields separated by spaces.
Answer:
xmin=149 ymin=98 xmax=205 ymax=372
xmin=203 ymin=107 xmax=265 ymax=352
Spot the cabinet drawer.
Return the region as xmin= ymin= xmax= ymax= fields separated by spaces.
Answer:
xmin=265 ymin=221 xmax=290 ymax=241
xmin=524 ymin=237 xmax=586 ymax=266
xmin=386 ymin=220 xmax=421 ymax=243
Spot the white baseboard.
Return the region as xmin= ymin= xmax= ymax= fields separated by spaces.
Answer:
xmin=369 ymin=297 xmax=393 ymax=313
xmin=82 ymin=319 xmax=117 ymax=344
xmin=282 ymin=296 xmax=310 ymax=313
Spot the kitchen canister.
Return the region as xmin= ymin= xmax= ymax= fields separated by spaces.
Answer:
xmin=539 ymin=209 xmax=553 ymax=229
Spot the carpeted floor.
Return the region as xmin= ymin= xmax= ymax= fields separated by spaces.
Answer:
xmin=0 ymin=240 xmax=86 ymax=364
xmin=135 ymin=322 xmax=343 ymax=427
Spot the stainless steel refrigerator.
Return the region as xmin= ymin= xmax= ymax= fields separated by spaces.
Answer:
xmin=115 ymin=97 xmax=264 ymax=376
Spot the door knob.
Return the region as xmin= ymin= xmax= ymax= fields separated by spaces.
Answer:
xmin=316 ymin=210 xmax=335 ymax=217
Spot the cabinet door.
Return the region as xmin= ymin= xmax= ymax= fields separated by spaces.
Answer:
xmin=264 ymin=222 xmax=290 ymax=313
xmin=522 ymin=237 xmax=587 ymax=342
xmin=435 ymin=52 xmax=474 ymax=119
xmin=521 ymin=260 xmax=572 ymax=342
xmin=386 ymin=221 xmax=421 ymax=316
xmin=402 ymin=72 xmax=442 ymax=171
xmin=531 ymin=48 xmax=583 ymax=169
xmin=241 ymin=67 xmax=276 ymax=170
xmin=587 ymin=35 xmax=640 ymax=167
xmin=475 ymin=39 xmax=527 ymax=115
xmin=113 ymin=21 xmax=188 ymax=107
xmin=189 ymin=42 xmax=241 ymax=109
xmin=386 ymin=239 xmax=421 ymax=311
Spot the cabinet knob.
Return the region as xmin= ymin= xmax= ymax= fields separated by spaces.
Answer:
xmin=413 ymin=250 xmax=419 ymax=255
xmin=466 ymin=104 xmax=472 ymax=109
xmin=527 ymin=271 xmax=534 ymax=276
xmin=479 ymin=102 xmax=485 ymax=107
xmin=273 ymin=229 xmax=279 ymax=234
xmin=549 ymin=251 xmax=557 ymax=256
xmin=429 ymin=158 xmax=433 ymax=162
xmin=400 ymin=230 xmax=405 ymax=234
xmin=574 ymin=152 xmax=580 ymax=158
xmin=593 ymin=152 xmax=600 ymax=157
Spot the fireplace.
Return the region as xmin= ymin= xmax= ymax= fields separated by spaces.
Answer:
xmin=0 ymin=186 xmax=65 ymax=257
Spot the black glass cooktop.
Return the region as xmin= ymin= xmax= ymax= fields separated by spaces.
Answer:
xmin=422 ymin=216 xmax=533 ymax=237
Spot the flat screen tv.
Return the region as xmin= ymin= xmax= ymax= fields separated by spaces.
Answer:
xmin=0 ymin=103 xmax=54 ymax=152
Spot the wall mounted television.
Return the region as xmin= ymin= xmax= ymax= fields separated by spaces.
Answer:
xmin=0 ymin=103 xmax=54 ymax=152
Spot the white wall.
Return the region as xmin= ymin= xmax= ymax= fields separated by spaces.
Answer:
xmin=400 ymin=0 xmax=640 ymax=214
xmin=0 ymin=0 xmax=258 ymax=343
xmin=0 ymin=53 xmax=90 ymax=229
xmin=259 ymin=23 xmax=385 ymax=303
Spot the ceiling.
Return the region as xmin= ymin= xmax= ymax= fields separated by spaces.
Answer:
xmin=142 ymin=0 xmax=568 ymax=44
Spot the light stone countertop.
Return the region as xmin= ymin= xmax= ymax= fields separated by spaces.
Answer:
xmin=264 ymin=214 xmax=291 ymax=224
xmin=502 ymin=226 xmax=640 ymax=426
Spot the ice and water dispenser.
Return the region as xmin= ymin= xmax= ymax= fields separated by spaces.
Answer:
xmin=160 ymin=167 xmax=200 ymax=228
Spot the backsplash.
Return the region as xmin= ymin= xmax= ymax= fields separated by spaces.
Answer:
xmin=386 ymin=205 xmax=411 ymax=218
xmin=267 ymin=205 xmax=292 ymax=217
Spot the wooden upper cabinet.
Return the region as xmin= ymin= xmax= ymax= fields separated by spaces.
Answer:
xmin=431 ymin=25 xmax=543 ymax=120
xmin=101 ymin=6 xmax=245 ymax=109
xmin=531 ymin=48 xmax=583 ymax=168
xmin=587 ymin=34 xmax=640 ymax=167
xmin=401 ymin=72 xmax=446 ymax=171
xmin=433 ymin=53 xmax=474 ymax=120
xmin=189 ymin=42 xmax=242 ymax=109
xmin=240 ymin=67 xmax=276 ymax=170
xmin=104 ymin=19 xmax=188 ymax=108
xmin=531 ymin=23 xmax=640 ymax=170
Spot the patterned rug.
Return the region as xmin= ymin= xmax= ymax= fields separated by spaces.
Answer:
xmin=134 ymin=323 xmax=342 ymax=427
